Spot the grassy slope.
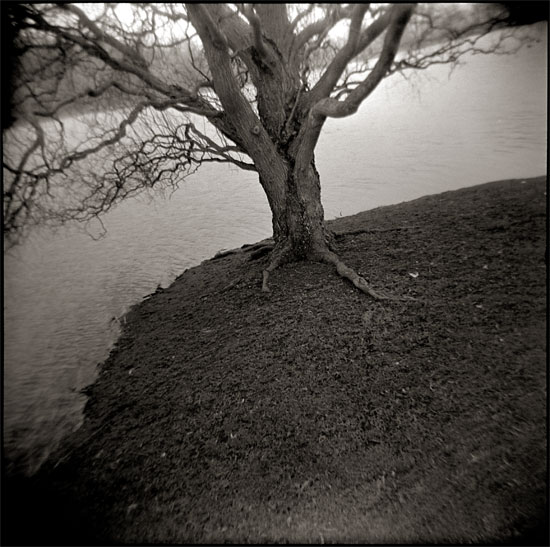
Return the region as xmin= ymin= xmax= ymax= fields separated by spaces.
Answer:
xmin=3 ymin=176 xmax=547 ymax=545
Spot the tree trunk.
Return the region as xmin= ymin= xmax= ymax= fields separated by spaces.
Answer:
xmin=258 ymin=147 xmax=413 ymax=301
xmin=260 ymin=155 xmax=330 ymax=263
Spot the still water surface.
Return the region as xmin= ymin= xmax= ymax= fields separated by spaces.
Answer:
xmin=4 ymin=28 xmax=547 ymax=474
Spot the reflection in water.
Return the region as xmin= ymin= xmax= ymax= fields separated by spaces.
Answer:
xmin=3 ymin=27 xmax=547 ymax=474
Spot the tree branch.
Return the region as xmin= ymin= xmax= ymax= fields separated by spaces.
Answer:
xmin=60 ymin=4 xmax=149 ymax=68
xmin=307 ymin=4 xmax=370 ymax=101
xmin=354 ymin=7 xmax=394 ymax=55
xmin=292 ymin=5 xmax=351 ymax=53
xmin=240 ymin=4 xmax=268 ymax=58
xmin=289 ymin=4 xmax=315 ymax=32
xmin=206 ymin=4 xmax=253 ymax=54
xmin=23 ymin=5 xmax=218 ymax=119
xmin=312 ymin=4 xmax=415 ymax=119
xmin=254 ymin=4 xmax=293 ymax=55
xmin=186 ymin=4 xmax=272 ymax=154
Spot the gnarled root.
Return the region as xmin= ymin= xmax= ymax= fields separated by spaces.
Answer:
xmin=262 ymin=243 xmax=293 ymax=292
xmin=213 ymin=238 xmax=274 ymax=261
xmin=258 ymin=243 xmax=416 ymax=301
xmin=248 ymin=242 xmax=275 ymax=261
xmin=318 ymin=250 xmax=416 ymax=302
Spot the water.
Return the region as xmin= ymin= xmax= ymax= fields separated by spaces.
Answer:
xmin=4 ymin=26 xmax=547 ymax=474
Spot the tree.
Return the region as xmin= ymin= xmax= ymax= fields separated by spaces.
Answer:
xmin=2 ymin=3 xmax=539 ymax=297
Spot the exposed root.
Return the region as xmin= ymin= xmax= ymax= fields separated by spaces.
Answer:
xmin=212 ymin=248 xmax=241 ymax=260
xmin=253 ymin=241 xmax=416 ymax=301
xmin=213 ymin=238 xmax=274 ymax=261
xmin=262 ymin=243 xmax=293 ymax=292
xmin=319 ymin=251 xmax=417 ymax=302
xmin=248 ymin=242 xmax=275 ymax=261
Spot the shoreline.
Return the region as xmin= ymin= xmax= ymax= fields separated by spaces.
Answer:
xmin=3 ymin=176 xmax=547 ymax=544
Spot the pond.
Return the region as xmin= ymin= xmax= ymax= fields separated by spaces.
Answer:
xmin=4 ymin=25 xmax=547 ymax=474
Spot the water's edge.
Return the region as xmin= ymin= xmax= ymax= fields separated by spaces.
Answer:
xmin=30 ymin=174 xmax=546 ymax=477
xmin=4 ymin=30 xmax=547 ymax=473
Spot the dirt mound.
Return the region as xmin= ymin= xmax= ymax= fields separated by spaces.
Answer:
xmin=3 ymin=176 xmax=547 ymax=544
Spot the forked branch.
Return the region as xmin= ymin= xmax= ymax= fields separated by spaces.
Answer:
xmin=311 ymin=4 xmax=414 ymax=119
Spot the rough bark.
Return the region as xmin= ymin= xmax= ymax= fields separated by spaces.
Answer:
xmin=193 ymin=4 xmax=417 ymax=299
xmin=257 ymin=149 xmax=407 ymax=300
xmin=7 ymin=4 xmax=518 ymax=298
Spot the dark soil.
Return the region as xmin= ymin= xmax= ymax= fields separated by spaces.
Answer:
xmin=3 ymin=176 xmax=547 ymax=545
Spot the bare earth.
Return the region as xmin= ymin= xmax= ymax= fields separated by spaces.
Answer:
xmin=3 ymin=176 xmax=547 ymax=545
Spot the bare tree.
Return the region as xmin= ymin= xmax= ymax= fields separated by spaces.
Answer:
xmin=2 ymin=3 xmax=538 ymax=297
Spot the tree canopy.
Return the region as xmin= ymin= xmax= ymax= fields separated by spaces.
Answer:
xmin=2 ymin=3 xmax=539 ymax=295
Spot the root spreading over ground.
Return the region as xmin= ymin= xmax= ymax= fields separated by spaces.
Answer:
xmin=3 ymin=176 xmax=547 ymax=545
